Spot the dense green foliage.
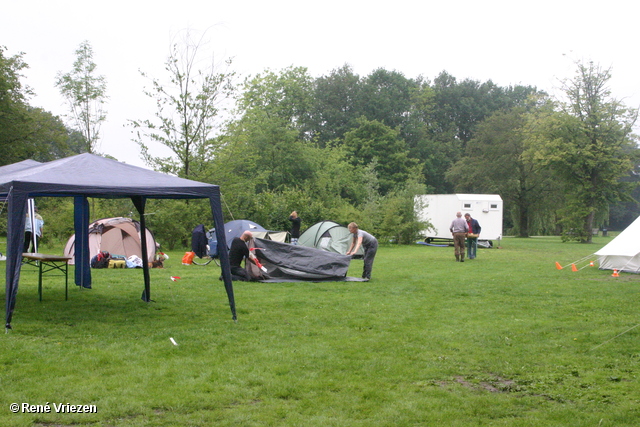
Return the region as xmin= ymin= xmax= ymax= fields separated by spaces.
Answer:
xmin=2 ymin=38 xmax=639 ymax=244
xmin=2 ymin=237 xmax=640 ymax=426
xmin=0 ymin=46 xmax=82 ymax=165
xmin=528 ymin=63 xmax=639 ymax=242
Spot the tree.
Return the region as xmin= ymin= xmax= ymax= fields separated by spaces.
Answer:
xmin=342 ymin=117 xmax=418 ymax=196
xmin=447 ymin=103 xmax=561 ymax=236
xmin=0 ymin=46 xmax=33 ymax=164
xmin=357 ymin=68 xmax=420 ymax=131
xmin=0 ymin=46 xmax=79 ymax=166
xmin=530 ymin=61 xmax=638 ymax=242
xmin=131 ymin=30 xmax=235 ymax=179
xmin=55 ymin=40 xmax=107 ymax=154
xmin=311 ymin=64 xmax=362 ymax=146
xmin=238 ymin=66 xmax=314 ymax=140
xmin=20 ymin=107 xmax=76 ymax=161
xmin=214 ymin=67 xmax=316 ymax=193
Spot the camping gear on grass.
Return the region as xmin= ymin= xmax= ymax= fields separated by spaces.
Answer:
xmin=64 ymin=217 xmax=157 ymax=265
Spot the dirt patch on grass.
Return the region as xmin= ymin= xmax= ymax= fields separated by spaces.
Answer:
xmin=454 ymin=375 xmax=519 ymax=393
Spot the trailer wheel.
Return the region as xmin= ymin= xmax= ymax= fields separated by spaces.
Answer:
xmin=425 ymin=237 xmax=433 ymax=243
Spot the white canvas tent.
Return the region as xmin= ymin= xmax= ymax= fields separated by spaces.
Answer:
xmin=595 ymin=216 xmax=640 ymax=273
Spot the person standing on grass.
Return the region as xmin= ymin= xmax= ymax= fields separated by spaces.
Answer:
xmin=24 ymin=208 xmax=44 ymax=253
xmin=449 ymin=212 xmax=468 ymax=262
xmin=464 ymin=213 xmax=482 ymax=260
xmin=346 ymin=222 xmax=378 ymax=280
xmin=289 ymin=211 xmax=301 ymax=245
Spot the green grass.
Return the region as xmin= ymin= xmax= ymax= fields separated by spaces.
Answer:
xmin=1 ymin=236 xmax=640 ymax=426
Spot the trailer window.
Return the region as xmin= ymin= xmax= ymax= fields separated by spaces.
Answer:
xmin=462 ymin=203 xmax=472 ymax=210
xmin=490 ymin=203 xmax=499 ymax=210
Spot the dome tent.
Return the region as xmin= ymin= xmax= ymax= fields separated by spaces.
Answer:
xmin=298 ymin=220 xmax=364 ymax=256
xmin=64 ymin=217 xmax=157 ymax=265
xmin=201 ymin=219 xmax=288 ymax=258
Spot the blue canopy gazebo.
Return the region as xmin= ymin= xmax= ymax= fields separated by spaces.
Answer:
xmin=1 ymin=153 xmax=235 ymax=329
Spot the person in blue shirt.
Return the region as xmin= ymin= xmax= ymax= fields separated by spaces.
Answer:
xmin=23 ymin=208 xmax=44 ymax=253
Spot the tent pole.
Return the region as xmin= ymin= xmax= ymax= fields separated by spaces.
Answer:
xmin=5 ymin=191 xmax=28 ymax=329
xmin=210 ymin=193 xmax=236 ymax=321
xmin=132 ymin=196 xmax=151 ymax=302
xmin=74 ymin=197 xmax=91 ymax=288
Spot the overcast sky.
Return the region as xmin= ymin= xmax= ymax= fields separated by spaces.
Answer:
xmin=3 ymin=0 xmax=639 ymax=168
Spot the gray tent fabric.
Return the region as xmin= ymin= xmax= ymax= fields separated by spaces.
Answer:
xmin=0 ymin=154 xmax=236 ymax=328
xmin=205 ymin=219 xmax=287 ymax=257
xmin=0 ymin=159 xmax=42 ymax=175
xmin=250 ymin=237 xmax=357 ymax=281
xmin=221 ymin=220 xmax=266 ymax=249
xmin=0 ymin=160 xmax=42 ymax=205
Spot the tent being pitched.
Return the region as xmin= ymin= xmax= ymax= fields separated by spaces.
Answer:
xmin=595 ymin=216 xmax=640 ymax=273
xmin=223 ymin=220 xmax=266 ymax=248
xmin=249 ymin=238 xmax=352 ymax=280
xmin=298 ymin=220 xmax=364 ymax=256
xmin=64 ymin=217 xmax=157 ymax=265
xmin=203 ymin=219 xmax=288 ymax=257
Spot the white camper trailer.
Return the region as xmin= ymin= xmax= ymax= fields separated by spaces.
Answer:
xmin=415 ymin=194 xmax=503 ymax=247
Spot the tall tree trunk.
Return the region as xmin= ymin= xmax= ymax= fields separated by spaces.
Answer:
xmin=583 ymin=210 xmax=595 ymax=243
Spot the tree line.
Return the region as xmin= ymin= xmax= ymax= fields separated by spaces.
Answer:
xmin=1 ymin=39 xmax=638 ymax=248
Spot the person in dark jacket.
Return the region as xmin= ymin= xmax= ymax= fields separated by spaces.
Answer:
xmin=289 ymin=211 xmax=301 ymax=245
xmin=228 ymin=231 xmax=260 ymax=281
xmin=464 ymin=213 xmax=482 ymax=260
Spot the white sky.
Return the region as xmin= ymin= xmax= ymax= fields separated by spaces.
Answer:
xmin=3 ymin=0 xmax=639 ymax=168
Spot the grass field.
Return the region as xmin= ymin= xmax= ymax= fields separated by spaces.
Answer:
xmin=1 ymin=236 xmax=639 ymax=426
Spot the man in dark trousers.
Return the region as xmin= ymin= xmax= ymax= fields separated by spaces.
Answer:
xmin=346 ymin=222 xmax=378 ymax=280
xmin=289 ymin=211 xmax=301 ymax=245
xmin=228 ymin=231 xmax=260 ymax=281
xmin=464 ymin=213 xmax=482 ymax=259
xmin=449 ymin=212 xmax=469 ymax=262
